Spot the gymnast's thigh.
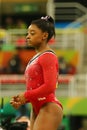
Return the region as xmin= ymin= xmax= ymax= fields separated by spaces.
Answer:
xmin=30 ymin=109 xmax=36 ymax=130
xmin=33 ymin=102 xmax=63 ymax=130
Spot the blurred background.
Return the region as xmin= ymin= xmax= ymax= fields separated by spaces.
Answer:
xmin=0 ymin=0 xmax=87 ymax=130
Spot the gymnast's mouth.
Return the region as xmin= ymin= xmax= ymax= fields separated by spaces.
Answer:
xmin=26 ymin=39 xmax=32 ymax=45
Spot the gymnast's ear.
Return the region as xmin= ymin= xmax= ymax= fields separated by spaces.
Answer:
xmin=42 ymin=32 xmax=48 ymax=40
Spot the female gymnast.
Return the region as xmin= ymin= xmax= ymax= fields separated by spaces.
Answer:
xmin=10 ymin=15 xmax=63 ymax=130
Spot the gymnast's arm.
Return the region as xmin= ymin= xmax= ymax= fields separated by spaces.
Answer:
xmin=24 ymin=53 xmax=58 ymax=102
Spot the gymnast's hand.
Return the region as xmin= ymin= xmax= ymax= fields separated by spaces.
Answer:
xmin=10 ymin=93 xmax=26 ymax=109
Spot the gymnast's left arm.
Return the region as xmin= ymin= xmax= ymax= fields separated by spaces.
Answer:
xmin=24 ymin=53 xmax=58 ymax=101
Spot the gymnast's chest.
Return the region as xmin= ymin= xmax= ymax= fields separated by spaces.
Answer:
xmin=25 ymin=59 xmax=42 ymax=79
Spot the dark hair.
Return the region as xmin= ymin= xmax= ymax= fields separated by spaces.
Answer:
xmin=31 ymin=16 xmax=55 ymax=42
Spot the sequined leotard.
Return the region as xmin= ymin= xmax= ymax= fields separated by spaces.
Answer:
xmin=24 ymin=51 xmax=63 ymax=115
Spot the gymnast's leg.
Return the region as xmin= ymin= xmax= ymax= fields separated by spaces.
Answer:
xmin=33 ymin=102 xmax=63 ymax=130
xmin=30 ymin=109 xmax=36 ymax=130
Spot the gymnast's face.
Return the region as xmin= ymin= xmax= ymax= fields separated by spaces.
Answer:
xmin=26 ymin=24 xmax=48 ymax=48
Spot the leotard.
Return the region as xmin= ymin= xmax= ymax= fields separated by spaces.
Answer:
xmin=24 ymin=51 xmax=63 ymax=115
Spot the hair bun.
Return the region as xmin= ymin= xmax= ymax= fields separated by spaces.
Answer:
xmin=41 ymin=16 xmax=54 ymax=24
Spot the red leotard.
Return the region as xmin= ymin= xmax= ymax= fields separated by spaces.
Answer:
xmin=24 ymin=51 xmax=63 ymax=115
